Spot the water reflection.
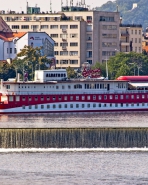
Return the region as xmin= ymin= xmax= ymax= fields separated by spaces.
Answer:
xmin=0 ymin=112 xmax=147 ymax=128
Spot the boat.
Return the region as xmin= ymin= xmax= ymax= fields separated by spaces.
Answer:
xmin=1 ymin=69 xmax=148 ymax=114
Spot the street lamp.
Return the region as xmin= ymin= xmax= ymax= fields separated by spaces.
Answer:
xmin=129 ymin=63 xmax=136 ymax=76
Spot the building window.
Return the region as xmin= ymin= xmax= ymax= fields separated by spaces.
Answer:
xmin=55 ymin=51 xmax=59 ymax=55
xmin=135 ymin=47 xmax=137 ymax=52
xmin=60 ymin=60 xmax=68 ymax=64
xmin=70 ymin=60 xmax=78 ymax=64
xmin=12 ymin=25 xmax=19 ymax=29
xmin=21 ymin=25 xmax=29 ymax=29
xmin=102 ymin=34 xmax=117 ymax=38
xmin=102 ymin=25 xmax=117 ymax=30
xmin=135 ymin=30 xmax=137 ymax=34
xmin=76 ymin=104 xmax=79 ymax=108
xmin=87 ymin=51 xmax=92 ymax=58
xmin=70 ymin=42 xmax=78 ymax=46
xmin=70 ymin=104 xmax=73 ymax=108
xmin=70 ymin=34 xmax=78 ymax=38
xmin=100 ymin=16 xmax=114 ymax=22
xmin=50 ymin=25 xmax=58 ymax=29
xmin=102 ymin=42 xmax=117 ymax=47
xmin=64 ymin=104 xmax=67 ymax=108
xmin=51 ymin=34 xmax=58 ymax=38
xmin=54 ymin=43 xmax=58 ymax=46
xmin=87 ymin=43 xmax=92 ymax=49
xmin=87 ymin=60 xmax=92 ymax=64
xmin=41 ymin=25 xmax=48 ymax=29
xmin=14 ymin=48 xmax=17 ymax=54
xmin=60 ymin=51 xmax=68 ymax=56
xmin=87 ymin=35 xmax=92 ymax=40
xmin=69 ymin=51 xmax=78 ymax=56
xmin=139 ymin=30 xmax=141 ymax=35
xmin=10 ymin=48 xmax=12 ymax=54
xmin=70 ymin=25 xmax=78 ymax=29
xmin=60 ymin=25 xmax=68 ymax=29
xmin=70 ymin=96 xmax=73 ymax=100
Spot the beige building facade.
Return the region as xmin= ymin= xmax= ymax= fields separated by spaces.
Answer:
xmin=119 ymin=23 xmax=142 ymax=53
xmin=0 ymin=9 xmax=120 ymax=68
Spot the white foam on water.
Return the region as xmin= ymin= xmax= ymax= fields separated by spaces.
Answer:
xmin=0 ymin=148 xmax=148 ymax=153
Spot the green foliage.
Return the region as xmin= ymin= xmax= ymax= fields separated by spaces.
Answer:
xmin=0 ymin=62 xmax=15 ymax=80
xmin=12 ymin=45 xmax=52 ymax=80
xmin=107 ymin=52 xmax=148 ymax=79
xmin=66 ymin=66 xmax=77 ymax=78
xmin=91 ymin=62 xmax=106 ymax=77
xmin=95 ymin=0 xmax=147 ymax=29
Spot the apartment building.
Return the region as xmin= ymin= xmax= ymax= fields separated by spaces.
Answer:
xmin=0 ymin=6 xmax=120 ymax=68
xmin=119 ymin=23 xmax=142 ymax=53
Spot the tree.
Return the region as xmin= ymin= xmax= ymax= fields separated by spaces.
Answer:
xmin=91 ymin=62 xmax=106 ymax=78
xmin=107 ymin=52 xmax=148 ymax=79
xmin=12 ymin=45 xmax=52 ymax=80
xmin=66 ymin=66 xmax=77 ymax=78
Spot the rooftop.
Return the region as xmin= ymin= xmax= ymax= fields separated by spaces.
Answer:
xmin=0 ymin=32 xmax=26 ymax=41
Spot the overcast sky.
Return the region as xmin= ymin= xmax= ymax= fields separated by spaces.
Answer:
xmin=0 ymin=0 xmax=113 ymax=13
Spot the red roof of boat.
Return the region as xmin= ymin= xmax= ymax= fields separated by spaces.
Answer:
xmin=117 ymin=76 xmax=148 ymax=81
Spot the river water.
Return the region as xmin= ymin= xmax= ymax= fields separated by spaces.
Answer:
xmin=1 ymin=112 xmax=148 ymax=184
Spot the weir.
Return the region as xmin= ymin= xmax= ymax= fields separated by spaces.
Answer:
xmin=0 ymin=128 xmax=148 ymax=148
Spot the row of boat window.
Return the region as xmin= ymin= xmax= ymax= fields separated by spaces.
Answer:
xmin=9 ymin=94 xmax=148 ymax=102
xmin=46 ymin=73 xmax=66 ymax=77
xmin=22 ymin=102 xmax=148 ymax=109
xmin=17 ymin=84 xmax=109 ymax=89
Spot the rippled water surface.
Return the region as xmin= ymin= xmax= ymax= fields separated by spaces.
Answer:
xmin=0 ymin=151 xmax=148 ymax=185
xmin=0 ymin=112 xmax=148 ymax=184
xmin=0 ymin=112 xmax=148 ymax=128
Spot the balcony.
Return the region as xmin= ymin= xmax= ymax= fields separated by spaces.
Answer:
xmin=62 ymin=46 xmax=67 ymax=50
xmin=120 ymin=41 xmax=130 ymax=46
xmin=87 ymin=20 xmax=92 ymax=24
xmin=62 ymin=28 xmax=67 ymax=32
xmin=121 ymin=32 xmax=129 ymax=37
xmin=62 ymin=38 xmax=67 ymax=41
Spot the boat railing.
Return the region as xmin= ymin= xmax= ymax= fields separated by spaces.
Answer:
xmin=2 ymin=89 xmax=148 ymax=95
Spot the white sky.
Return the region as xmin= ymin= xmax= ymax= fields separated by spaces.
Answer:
xmin=0 ymin=0 xmax=113 ymax=13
